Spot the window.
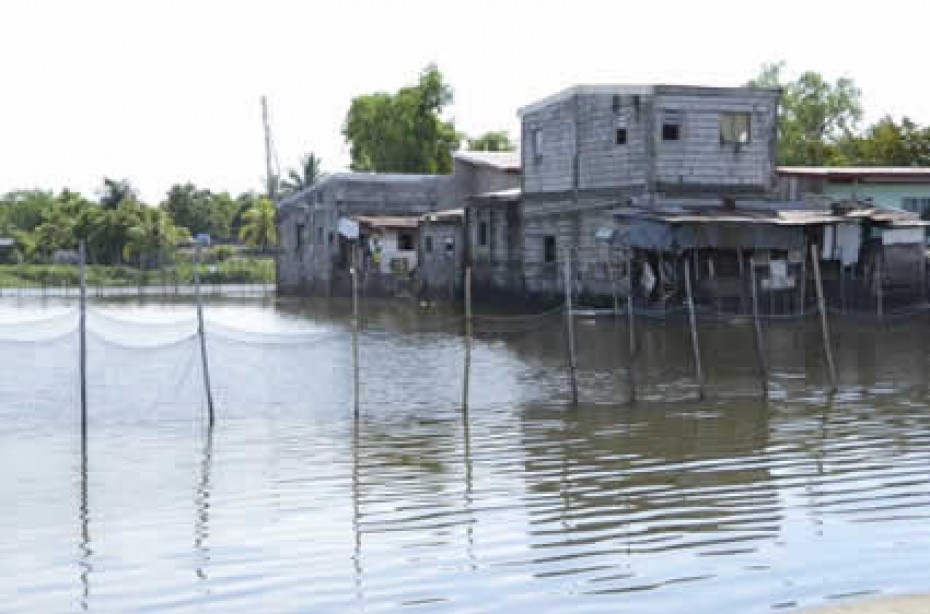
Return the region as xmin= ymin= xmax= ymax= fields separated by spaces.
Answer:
xmin=615 ymin=126 xmax=628 ymax=145
xmin=720 ymin=112 xmax=751 ymax=144
xmin=444 ymin=237 xmax=454 ymax=254
xmin=543 ymin=236 xmax=557 ymax=263
xmin=328 ymin=231 xmax=334 ymax=245
xmin=398 ymin=232 xmax=414 ymax=251
xmin=902 ymin=197 xmax=930 ymax=219
xmin=532 ymin=128 xmax=543 ymax=161
xmin=316 ymin=191 xmax=323 ymax=204
xmin=612 ymin=94 xmax=622 ymax=113
xmin=317 ymin=227 xmax=323 ymax=242
xmin=661 ymin=110 xmax=682 ymax=141
xmin=478 ymin=221 xmax=488 ymax=246
xmin=424 ymin=236 xmax=434 ymax=253
xmin=295 ymin=223 xmax=305 ymax=251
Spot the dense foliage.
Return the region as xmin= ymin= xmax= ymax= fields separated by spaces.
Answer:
xmin=467 ymin=131 xmax=516 ymax=152
xmin=343 ymin=64 xmax=461 ymax=174
xmin=749 ymin=62 xmax=930 ymax=166
xmin=0 ymin=179 xmax=274 ymax=266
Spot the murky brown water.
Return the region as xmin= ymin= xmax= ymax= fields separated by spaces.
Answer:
xmin=2 ymin=297 xmax=930 ymax=612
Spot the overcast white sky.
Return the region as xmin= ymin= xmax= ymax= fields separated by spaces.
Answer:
xmin=2 ymin=0 xmax=927 ymax=202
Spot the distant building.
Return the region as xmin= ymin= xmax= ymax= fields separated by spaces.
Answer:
xmin=778 ymin=167 xmax=930 ymax=221
xmin=277 ymin=172 xmax=452 ymax=295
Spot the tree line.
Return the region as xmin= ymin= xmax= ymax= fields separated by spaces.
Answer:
xmin=749 ymin=61 xmax=930 ymax=166
xmin=0 ymin=180 xmax=277 ymax=266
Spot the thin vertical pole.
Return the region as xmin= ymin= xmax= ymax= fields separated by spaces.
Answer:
xmin=749 ymin=257 xmax=769 ymax=399
xmin=79 ymin=240 xmax=88 ymax=438
xmin=463 ymin=266 xmax=472 ymax=414
xmin=352 ymin=242 xmax=361 ymax=419
xmin=626 ymin=248 xmax=637 ymax=403
xmin=876 ymin=254 xmax=884 ymax=321
xmin=683 ymin=255 xmax=704 ymax=399
xmin=799 ymin=243 xmax=808 ymax=316
xmin=563 ymin=252 xmax=579 ymax=406
xmin=193 ymin=243 xmax=215 ymax=425
xmin=611 ymin=253 xmax=620 ymax=317
xmin=811 ymin=244 xmax=838 ymax=393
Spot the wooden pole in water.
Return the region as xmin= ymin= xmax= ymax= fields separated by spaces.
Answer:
xmin=626 ymin=248 xmax=637 ymax=403
xmin=463 ymin=266 xmax=472 ymax=414
xmin=563 ymin=252 xmax=579 ymax=406
xmin=193 ymin=243 xmax=215 ymax=425
xmin=352 ymin=242 xmax=361 ymax=419
xmin=79 ymin=240 xmax=88 ymax=438
xmin=749 ymin=257 xmax=769 ymax=399
xmin=683 ymin=254 xmax=705 ymax=399
xmin=876 ymin=254 xmax=884 ymax=321
xmin=811 ymin=244 xmax=838 ymax=393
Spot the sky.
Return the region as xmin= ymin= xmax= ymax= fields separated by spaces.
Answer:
xmin=2 ymin=0 xmax=928 ymax=203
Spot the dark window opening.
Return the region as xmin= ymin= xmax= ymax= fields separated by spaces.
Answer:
xmin=543 ymin=236 xmax=557 ymax=263
xmin=662 ymin=123 xmax=680 ymax=141
xmin=328 ymin=231 xmax=334 ymax=245
xmin=398 ymin=232 xmax=414 ymax=251
xmin=295 ymin=223 xmax=304 ymax=251
xmin=612 ymin=94 xmax=621 ymax=113
xmin=615 ymin=128 xmax=628 ymax=145
xmin=478 ymin=221 xmax=488 ymax=246
xmin=316 ymin=191 xmax=323 ymax=204
xmin=532 ymin=128 xmax=543 ymax=162
xmin=424 ymin=236 xmax=434 ymax=253
xmin=317 ymin=227 xmax=323 ymax=243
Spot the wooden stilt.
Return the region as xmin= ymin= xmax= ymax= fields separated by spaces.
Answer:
xmin=749 ymin=257 xmax=769 ymax=399
xmin=626 ymin=248 xmax=637 ymax=403
xmin=79 ymin=240 xmax=88 ymax=438
xmin=193 ymin=242 xmax=215 ymax=425
xmin=463 ymin=266 xmax=472 ymax=414
xmin=563 ymin=253 xmax=579 ymax=406
xmin=352 ymin=243 xmax=361 ymax=419
xmin=811 ymin=244 xmax=838 ymax=393
xmin=683 ymin=255 xmax=704 ymax=399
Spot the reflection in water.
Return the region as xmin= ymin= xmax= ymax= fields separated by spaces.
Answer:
xmin=5 ymin=300 xmax=930 ymax=613
xmin=194 ymin=421 xmax=213 ymax=584
xmin=78 ymin=430 xmax=91 ymax=612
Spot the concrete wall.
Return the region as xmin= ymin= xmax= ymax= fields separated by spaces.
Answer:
xmin=278 ymin=173 xmax=450 ymax=295
xmin=419 ymin=219 xmax=463 ymax=298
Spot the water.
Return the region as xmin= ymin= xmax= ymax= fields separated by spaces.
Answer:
xmin=3 ymin=297 xmax=930 ymax=613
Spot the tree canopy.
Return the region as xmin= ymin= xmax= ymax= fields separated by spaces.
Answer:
xmin=467 ymin=131 xmax=516 ymax=152
xmin=342 ymin=64 xmax=460 ymax=174
xmin=280 ymin=153 xmax=324 ymax=196
xmin=748 ymin=62 xmax=863 ymax=166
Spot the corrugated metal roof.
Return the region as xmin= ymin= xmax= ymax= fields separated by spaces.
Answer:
xmin=453 ymin=151 xmax=521 ymax=172
xmin=472 ymin=187 xmax=521 ymax=203
xmin=353 ymin=215 xmax=420 ymax=229
xmin=614 ymin=205 xmax=929 ymax=227
xmin=778 ymin=166 xmax=930 ymax=181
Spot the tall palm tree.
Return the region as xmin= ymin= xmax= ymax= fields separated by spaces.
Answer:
xmin=239 ymin=197 xmax=277 ymax=252
xmin=123 ymin=207 xmax=187 ymax=268
xmin=280 ymin=153 xmax=324 ymax=196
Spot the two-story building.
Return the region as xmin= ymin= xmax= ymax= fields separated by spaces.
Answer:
xmin=517 ymin=84 xmax=782 ymax=297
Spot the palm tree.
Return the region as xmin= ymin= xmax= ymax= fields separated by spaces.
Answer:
xmin=123 ymin=207 xmax=187 ymax=268
xmin=239 ymin=197 xmax=277 ymax=252
xmin=98 ymin=178 xmax=138 ymax=209
xmin=280 ymin=153 xmax=324 ymax=196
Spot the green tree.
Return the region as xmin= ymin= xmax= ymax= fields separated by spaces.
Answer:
xmin=238 ymin=197 xmax=277 ymax=251
xmin=835 ymin=116 xmax=930 ymax=166
xmin=97 ymin=178 xmax=138 ymax=209
xmin=749 ymin=62 xmax=862 ymax=165
xmin=123 ymin=207 xmax=188 ymax=267
xmin=280 ymin=153 xmax=324 ymax=196
xmin=467 ymin=131 xmax=516 ymax=152
xmin=342 ymin=64 xmax=460 ymax=173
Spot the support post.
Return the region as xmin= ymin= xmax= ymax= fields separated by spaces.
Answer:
xmin=351 ymin=242 xmax=361 ymax=419
xmin=79 ymin=240 xmax=88 ymax=438
xmin=463 ymin=266 xmax=472 ymax=414
xmin=193 ymin=243 xmax=215 ymax=425
xmin=876 ymin=255 xmax=884 ymax=321
xmin=563 ymin=252 xmax=579 ymax=406
xmin=683 ymin=255 xmax=704 ymax=399
xmin=626 ymin=248 xmax=637 ymax=403
xmin=749 ymin=257 xmax=769 ymax=399
xmin=799 ymin=242 xmax=808 ymax=316
xmin=811 ymin=244 xmax=838 ymax=393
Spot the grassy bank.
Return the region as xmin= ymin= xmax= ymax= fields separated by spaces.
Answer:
xmin=0 ymin=258 xmax=275 ymax=288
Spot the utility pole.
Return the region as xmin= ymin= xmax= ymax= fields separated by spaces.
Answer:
xmin=261 ymin=96 xmax=278 ymax=202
